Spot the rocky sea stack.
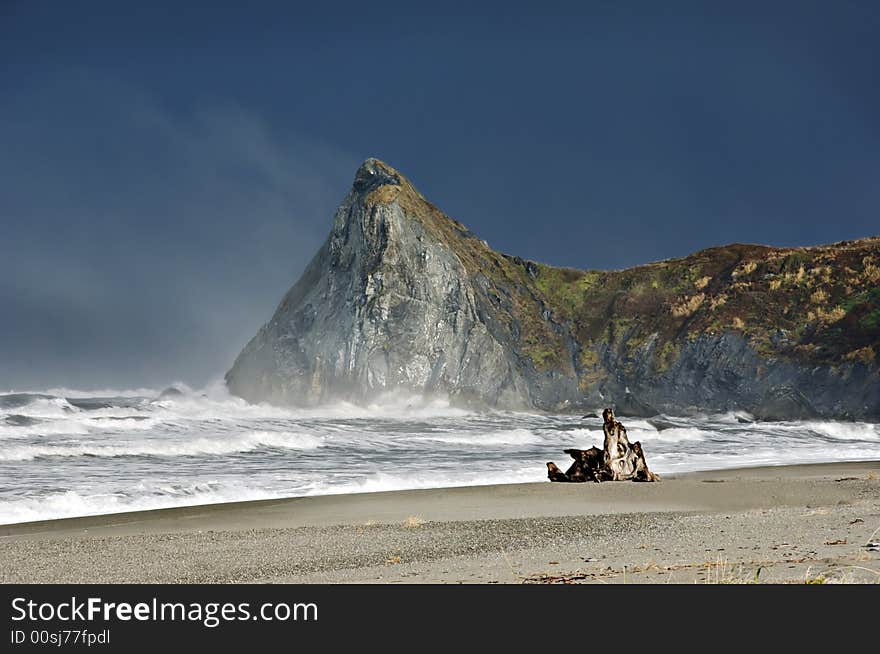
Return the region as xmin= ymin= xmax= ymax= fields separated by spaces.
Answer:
xmin=226 ymin=159 xmax=880 ymax=419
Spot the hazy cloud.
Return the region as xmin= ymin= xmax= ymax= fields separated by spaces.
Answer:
xmin=0 ymin=73 xmax=358 ymax=390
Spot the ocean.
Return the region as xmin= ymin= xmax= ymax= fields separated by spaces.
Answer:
xmin=2 ymin=384 xmax=879 ymax=525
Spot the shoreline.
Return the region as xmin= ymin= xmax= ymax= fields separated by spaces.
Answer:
xmin=1 ymin=460 xmax=878 ymax=583
xmin=2 ymin=459 xmax=877 ymax=534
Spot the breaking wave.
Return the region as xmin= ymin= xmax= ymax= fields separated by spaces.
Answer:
xmin=0 ymin=430 xmax=324 ymax=461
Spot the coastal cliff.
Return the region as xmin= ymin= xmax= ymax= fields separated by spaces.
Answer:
xmin=226 ymin=159 xmax=880 ymax=419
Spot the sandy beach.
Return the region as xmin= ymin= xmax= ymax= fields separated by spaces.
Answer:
xmin=1 ymin=461 xmax=878 ymax=584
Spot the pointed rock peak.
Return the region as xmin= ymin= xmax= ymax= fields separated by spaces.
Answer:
xmin=353 ymin=157 xmax=403 ymax=195
xmin=348 ymin=158 xmax=480 ymax=249
xmin=350 ymin=157 xmax=432 ymax=212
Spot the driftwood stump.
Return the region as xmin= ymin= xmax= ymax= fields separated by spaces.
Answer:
xmin=546 ymin=408 xmax=658 ymax=483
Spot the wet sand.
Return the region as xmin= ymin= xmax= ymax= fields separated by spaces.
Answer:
xmin=1 ymin=461 xmax=878 ymax=583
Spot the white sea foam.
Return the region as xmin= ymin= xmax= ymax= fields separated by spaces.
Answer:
xmin=42 ymin=386 xmax=162 ymax=398
xmin=302 ymin=465 xmax=546 ymax=497
xmin=2 ymin=383 xmax=878 ymax=526
xmin=143 ymin=391 xmax=476 ymax=425
xmin=0 ymin=420 xmax=90 ymax=438
xmin=0 ymin=483 xmax=281 ymax=525
xmin=7 ymin=396 xmax=79 ymax=418
xmin=0 ymin=465 xmax=551 ymax=524
xmin=551 ymin=428 xmax=604 ymax=449
xmin=0 ymin=430 xmax=323 ymax=461
xmin=803 ymin=421 xmax=879 ymax=442
xmin=716 ymin=410 xmax=755 ymax=424
xmin=635 ymin=427 xmax=710 ymax=442
xmin=2 ymin=416 xmax=159 ymax=439
xmin=650 ymin=444 xmax=880 ymax=475
xmin=413 ymin=429 xmax=543 ymax=446
xmin=618 ymin=419 xmax=659 ymax=432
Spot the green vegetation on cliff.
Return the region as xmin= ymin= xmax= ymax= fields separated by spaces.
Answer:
xmin=366 ymin=160 xmax=880 ymax=379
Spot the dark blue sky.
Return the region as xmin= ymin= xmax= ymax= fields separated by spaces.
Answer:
xmin=2 ymin=1 xmax=878 ymax=389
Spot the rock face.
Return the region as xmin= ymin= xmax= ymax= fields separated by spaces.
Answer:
xmin=226 ymin=159 xmax=534 ymax=408
xmin=226 ymin=158 xmax=880 ymax=419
